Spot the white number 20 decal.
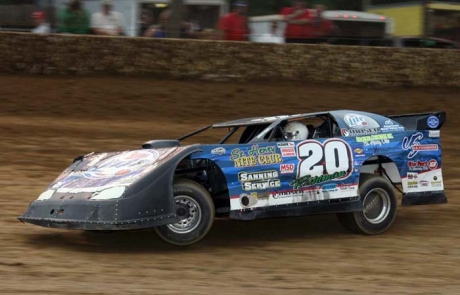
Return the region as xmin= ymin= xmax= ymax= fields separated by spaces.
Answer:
xmin=297 ymin=139 xmax=353 ymax=178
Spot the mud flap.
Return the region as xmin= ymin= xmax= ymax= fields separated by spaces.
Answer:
xmin=401 ymin=191 xmax=447 ymax=206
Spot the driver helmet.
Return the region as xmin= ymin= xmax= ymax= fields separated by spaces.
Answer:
xmin=283 ymin=122 xmax=308 ymax=141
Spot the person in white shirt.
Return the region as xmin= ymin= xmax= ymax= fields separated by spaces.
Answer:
xmin=91 ymin=0 xmax=125 ymax=36
xmin=31 ymin=11 xmax=51 ymax=34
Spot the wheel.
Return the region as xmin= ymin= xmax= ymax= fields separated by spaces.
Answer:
xmin=337 ymin=174 xmax=397 ymax=235
xmin=154 ymin=179 xmax=215 ymax=246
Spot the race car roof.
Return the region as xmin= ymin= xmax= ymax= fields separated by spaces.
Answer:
xmin=212 ymin=112 xmax=329 ymax=128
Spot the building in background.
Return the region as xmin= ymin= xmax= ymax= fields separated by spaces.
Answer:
xmin=368 ymin=0 xmax=460 ymax=43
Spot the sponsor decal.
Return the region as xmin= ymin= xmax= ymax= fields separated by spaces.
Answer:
xmin=230 ymin=145 xmax=283 ymax=167
xmin=291 ymin=171 xmax=347 ymax=189
xmin=427 ymin=116 xmax=440 ymax=129
xmin=277 ymin=142 xmax=295 ymax=148
xmin=431 ymin=180 xmax=442 ymax=187
xmin=372 ymin=147 xmax=392 ymax=153
xmin=211 ymin=147 xmax=226 ymax=155
xmin=280 ymin=163 xmax=295 ymax=174
xmin=342 ymin=128 xmax=381 ymax=137
xmin=280 ymin=147 xmax=296 ymax=157
xmin=402 ymin=132 xmax=439 ymax=159
xmin=408 ymin=159 xmax=438 ymax=171
xmin=269 ymin=189 xmax=318 ymax=200
xmin=429 ymin=130 xmax=440 ymax=138
xmin=238 ymin=170 xmax=281 ymax=191
xmin=242 ymin=180 xmax=281 ymax=191
xmin=322 ymin=183 xmax=338 ymax=192
xmin=344 ymin=114 xmax=369 ymax=128
xmin=407 ymin=181 xmax=418 ymax=189
xmin=290 ymin=139 xmax=353 ymax=189
xmin=420 ymin=180 xmax=429 ymax=187
xmin=82 ymin=150 xmax=160 ymax=180
xmin=407 ymin=172 xmax=418 ymax=180
xmin=380 ymin=119 xmax=405 ymax=132
xmin=238 ymin=170 xmax=278 ymax=181
xmin=354 ymin=148 xmax=365 ymax=157
xmin=340 ymin=183 xmax=357 ymax=191
xmin=356 ymin=133 xmax=393 ymax=146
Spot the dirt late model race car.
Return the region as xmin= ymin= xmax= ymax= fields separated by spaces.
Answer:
xmin=19 ymin=110 xmax=447 ymax=246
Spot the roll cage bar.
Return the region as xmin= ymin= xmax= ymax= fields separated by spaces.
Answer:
xmin=175 ymin=113 xmax=338 ymax=144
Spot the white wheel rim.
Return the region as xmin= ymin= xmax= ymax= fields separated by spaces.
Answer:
xmin=167 ymin=195 xmax=202 ymax=234
xmin=362 ymin=188 xmax=391 ymax=224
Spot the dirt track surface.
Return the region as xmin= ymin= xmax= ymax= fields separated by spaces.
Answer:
xmin=1 ymin=75 xmax=460 ymax=295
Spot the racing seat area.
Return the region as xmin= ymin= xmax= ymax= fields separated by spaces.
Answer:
xmin=306 ymin=124 xmax=316 ymax=139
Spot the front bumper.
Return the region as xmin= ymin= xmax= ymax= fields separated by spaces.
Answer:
xmin=18 ymin=191 xmax=179 ymax=230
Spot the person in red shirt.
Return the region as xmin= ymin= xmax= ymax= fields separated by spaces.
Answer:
xmin=310 ymin=5 xmax=337 ymax=43
xmin=281 ymin=0 xmax=313 ymax=43
xmin=219 ymin=1 xmax=250 ymax=41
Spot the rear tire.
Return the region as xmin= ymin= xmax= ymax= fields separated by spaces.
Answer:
xmin=338 ymin=174 xmax=397 ymax=235
xmin=154 ymin=179 xmax=215 ymax=246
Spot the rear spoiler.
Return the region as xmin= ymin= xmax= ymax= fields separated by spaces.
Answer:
xmin=386 ymin=111 xmax=446 ymax=130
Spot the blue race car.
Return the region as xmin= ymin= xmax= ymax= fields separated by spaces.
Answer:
xmin=19 ymin=110 xmax=447 ymax=246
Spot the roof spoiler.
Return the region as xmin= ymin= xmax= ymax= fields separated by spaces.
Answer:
xmin=387 ymin=111 xmax=446 ymax=130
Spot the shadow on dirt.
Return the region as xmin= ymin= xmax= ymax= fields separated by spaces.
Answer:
xmin=24 ymin=214 xmax=351 ymax=253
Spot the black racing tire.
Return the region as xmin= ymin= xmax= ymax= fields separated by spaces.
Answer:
xmin=154 ymin=179 xmax=215 ymax=246
xmin=337 ymin=174 xmax=397 ymax=235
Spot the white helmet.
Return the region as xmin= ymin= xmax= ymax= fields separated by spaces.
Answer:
xmin=283 ymin=122 xmax=308 ymax=141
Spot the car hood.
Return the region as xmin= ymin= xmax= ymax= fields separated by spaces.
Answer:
xmin=49 ymin=147 xmax=186 ymax=193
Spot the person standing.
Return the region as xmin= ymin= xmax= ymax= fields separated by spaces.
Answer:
xmin=281 ymin=0 xmax=313 ymax=44
xmin=218 ymin=1 xmax=250 ymax=41
xmin=91 ymin=0 xmax=126 ymax=36
xmin=57 ymin=0 xmax=90 ymax=34
xmin=310 ymin=5 xmax=337 ymax=43
xmin=31 ymin=11 xmax=51 ymax=34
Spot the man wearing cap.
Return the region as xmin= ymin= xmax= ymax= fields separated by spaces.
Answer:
xmin=281 ymin=0 xmax=313 ymax=43
xmin=91 ymin=0 xmax=126 ymax=36
xmin=218 ymin=1 xmax=250 ymax=41
xmin=57 ymin=0 xmax=90 ymax=34
xmin=31 ymin=11 xmax=51 ymax=34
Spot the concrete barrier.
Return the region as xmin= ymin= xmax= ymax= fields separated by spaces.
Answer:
xmin=1 ymin=31 xmax=459 ymax=87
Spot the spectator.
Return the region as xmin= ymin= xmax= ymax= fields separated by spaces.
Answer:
xmin=57 ymin=0 xmax=90 ymax=34
xmin=311 ymin=5 xmax=337 ymax=43
xmin=139 ymin=9 xmax=154 ymax=37
xmin=257 ymin=21 xmax=284 ymax=44
xmin=218 ymin=1 xmax=250 ymax=41
xmin=146 ymin=6 xmax=200 ymax=39
xmin=31 ymin=11 xmax=51 ymax=34
xmin=281 ymin=0 xmax=313 ymax=44
xmin=91 ymin=0 xmax=126 ymax=36
xmin=143 ymin=8 xmax=169 ymax=38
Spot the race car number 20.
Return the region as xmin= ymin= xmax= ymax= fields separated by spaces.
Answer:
xmin=291 ymin=139 xmax=353 ymax=189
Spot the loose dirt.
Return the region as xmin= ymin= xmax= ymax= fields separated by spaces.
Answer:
xmin=1 ymin=75 xmax=459 ymax=295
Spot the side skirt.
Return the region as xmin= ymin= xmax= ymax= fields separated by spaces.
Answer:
xmin=230 ymin=197 xmax=362 ymax=221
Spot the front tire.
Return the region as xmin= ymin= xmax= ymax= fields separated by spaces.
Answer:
xmin=154 ymin=179 xmax=215 ymax=246
xmin=338 ymin=174 xmax=397 ymax=235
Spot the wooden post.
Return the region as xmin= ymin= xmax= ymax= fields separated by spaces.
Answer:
xmin=167 ymin=0 xmax=183 ymax=38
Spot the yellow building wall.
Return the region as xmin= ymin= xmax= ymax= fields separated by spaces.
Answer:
xmin=368 ymin=4 xmax=424 ymax=36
